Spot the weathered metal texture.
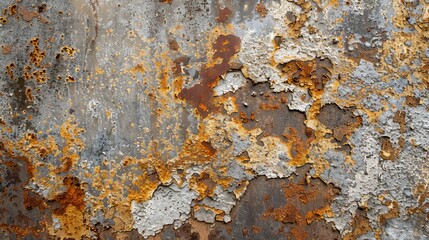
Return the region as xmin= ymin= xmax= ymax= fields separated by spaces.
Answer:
xmin=0 ymin=0 xmax=428 ymax=239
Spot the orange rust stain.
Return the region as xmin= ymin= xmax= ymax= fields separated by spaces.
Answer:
xmin=0 ymin=16 xmax=7 ymax=24
xmin=255 ymin=3 xmax=268 ymax=17
xmin=52 ymin=176 xmax=85 ymax=215
xmin=328 ymin=0 xmax=339 ymax=7
xmin=239 ymin=111 xmax=255 ymax=123
xmin=29 ymin=38 xmax=47 ymax=69
xmin=65 ymin=75 xmax=75 ymax=82
xmin=379 ymin=200 xmax=400 ymax=225
xmin=284 ymin=1 xmax=312 ymax=38
xmin=283 ymin=182 xmax=316 ymax=204
xmin=282 ymin=127 xmax=313 ymax=166
xmin=177 ymin=139 xmax=218 ymax=165
xmin=233 ymin=180 xmax=249 ymax=199
xmin=153 ymin=159 xmax=172 ymax=184
xmin=343 ymin=209 xmax=373 ymax=240
xmin=282 ymin=57 xmax=333 ymax=96
xmin=178 ymin=34 xmax=241 ymax=118
xmin=190 ymin=172 xmax=218 ymax=198
xmin=5 ymin=62 xmax=16 ymax=80
xmin=408 ymin=184 xmax=429 ymax=221
xmin=130 ymin=63 xmax=145 ymax=76
xmin=9 ymin=5 xmax=18 ymax=16
xmin=32 ymin=69 xmax=48 ymax=83
xmin=58 ymin=119 xmax=84 ymax=173
xmin=201 ymin=141 xmax=217 ymax=156
xmin=51 ymin=205 xmax=89 ymax=239
xmin=305 ymin=205 xmax=333 ymax=224
xmin=158 ymin=67 xmax=170 ymax=92
xmin=263 ymin=173 xmax=339 ymax=239
xmin=129 ymin=173 xmax=161 ymax=202
xmin=60 ymin=46 xmax=75 ymax=58
xmin=259 ymin=102 xmax=280 ymax=110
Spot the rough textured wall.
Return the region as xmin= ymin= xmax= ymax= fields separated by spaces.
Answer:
xmin=0 ymin=0 xmax=428 ymax=239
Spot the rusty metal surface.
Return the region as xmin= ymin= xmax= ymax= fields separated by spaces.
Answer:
xmin=0 ymin=0 xmax=429 ymax=239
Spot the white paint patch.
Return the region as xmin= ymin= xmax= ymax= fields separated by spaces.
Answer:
xmin=214 ymin=71 xmax=247 ymax=96
xmin=131 ymin=183 xmax=198 ymax=238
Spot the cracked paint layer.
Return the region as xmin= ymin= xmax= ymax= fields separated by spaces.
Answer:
xmin=1 ymin=0 xmax=428 ymax=239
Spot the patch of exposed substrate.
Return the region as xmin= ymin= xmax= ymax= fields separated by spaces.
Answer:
xmin=205 ymin=115 xmax=297 ymax=178
xmin=213 ymin=71 xmax=247 ymax=96
xmin=382 ymin=217 xmax=429 ymax=240
xmin=195 ymin=186 xmax=236 ymax=224
xmin=237 ymin=31 xmax=314 ymax=113
xmin=336 ymin=60 xmax=408 ymax=112
xmin=131 ymin=183 xmax=198 ymax=238
xmin=314 ymin=115 xmax=380 ymax=233
xmin=237 ymin=2 xmax=345 ymax=112
xmin=407 ymin=106 xmax=429 ymax=152
xmin=318 ymin=109 xmax=429 ymax=237
xmin=130 ymin=161 xmax=250 ymax=236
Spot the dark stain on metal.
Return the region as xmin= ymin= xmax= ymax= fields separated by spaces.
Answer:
xmin=207 ymin=165 xmax=340 ymax=240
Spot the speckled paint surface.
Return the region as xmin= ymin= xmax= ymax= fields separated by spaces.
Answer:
xmin=0 ymin=0 xmax=428 ymax=239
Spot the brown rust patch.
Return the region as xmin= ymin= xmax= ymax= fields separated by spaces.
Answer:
xmin=130 ymin=63 xmax=145 ymax=76
xmin=393 ymin=110 xmax=406 ymax=133
xmin=18 ymin=7 xmax=39 ymax=22
xmin=0 ymin=16 xmax=7 ymax=24
xmin=168 ymin=39 xmax=180 ymax=51
xmin=343 ymin=208 xmax=373 ymax=240
xmin=405 ymin=95 xmax=420 ymax=107
xmin=1 ymin=44 xmax=12 ymax=54
xmin=217 ymin=7 xmax=232 ymax=23
xmin=255 ymin=3 xmax=268 ymax=17
xmin=5 ymin=62 xmax=15 ymax=80
xmin=232 ymin=81 xmax=312 ymax=165
xmin=379 ymin=200 xmax=400 ymax=225
xmin=25 ymin=87 xmax=33 ymax=101
xmin=259 ymin=102 xmax=280 ymax=110
xmin=178 ymin=34 xmax=241 ymax=118
xmin=208 ymin=166 xmax=340 ymax=239
xmin=232 ymin=81 xmax=307 ymax=140
xmin=201 ymin=141 xmax=217 ymax=156
xmin=60 ymin=46 xmax=75 ymax=58
xmin=128 ymin=171 xmax=161 ymax=203
xmin=380 ymin=137 xmax=398 ymax=160
xmin=317 ymin=104 xmax=362 ymax=142
xmin=29 ymin=38 xmax=46 ymax=68
xmin=190 ymin=172 xmax=217 ymax=198
xmin=407 ymin=184 xmax=429 ymax=223
xmin=264 ymin=170 xmax=339 ymax=239
xmin=51 ymin=176 xmax=85 ymax=215
xmin=172 ymin=56 xmax=190 ymax=76
xmin=281 ymin=57 xmax=333 ymax=96
xmin=33 ymin=69 xmax=48 ymax=83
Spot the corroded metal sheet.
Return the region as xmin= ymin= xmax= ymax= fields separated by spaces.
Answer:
xmin=0 ymin=0 xmax=428 ymax=239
